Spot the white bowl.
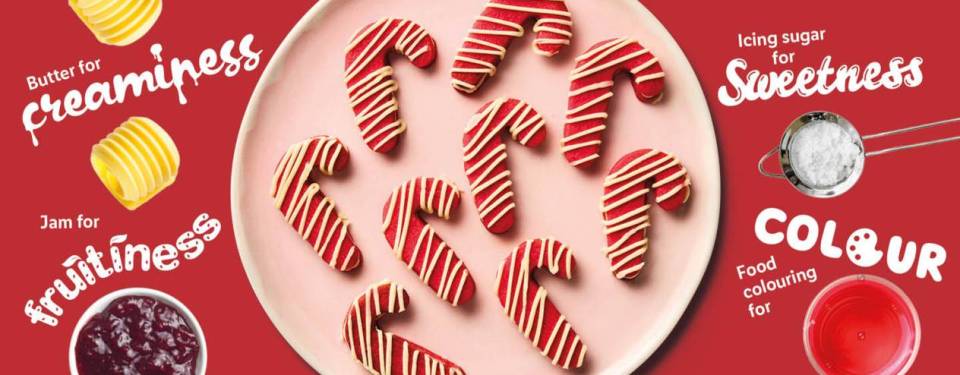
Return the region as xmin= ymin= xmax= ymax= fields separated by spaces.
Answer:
xmin=68 ymin=287 xmax=207 ymax=375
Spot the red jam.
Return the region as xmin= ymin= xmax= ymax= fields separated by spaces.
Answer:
xmin=76 ymin=295 xmax=200 ymax=375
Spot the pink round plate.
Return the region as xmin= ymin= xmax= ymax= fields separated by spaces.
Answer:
xmin=232 ymin=0 xmax=720 ymax=373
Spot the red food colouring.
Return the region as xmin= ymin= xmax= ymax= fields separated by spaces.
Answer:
xmin=804 ymin=275 xmax=920 ymax=375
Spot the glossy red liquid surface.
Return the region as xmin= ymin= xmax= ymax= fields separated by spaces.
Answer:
xmin=805 ymin=277 xmax=918 ymax=375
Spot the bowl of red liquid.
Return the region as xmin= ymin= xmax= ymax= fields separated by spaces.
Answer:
xmin=804 ymin=275 xmax=920 ymax=375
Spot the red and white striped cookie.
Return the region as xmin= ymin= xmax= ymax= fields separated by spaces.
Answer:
xmin=345 ymin=18 xmax=438 ymax=153
xmin=382 ymin=177 xmax=476 ymax=306
xmin=603 ymin=149 xmax=691 ymax=280
xmin=343 ymin=280 xmax=466 ymax=375
xmin=452 ymin=0 xmax=573 ymax=94
xmin=271 ymin=136 xmax=361 ymax=272
xmin=463 ymin=98 xmax=546 ymax=234
xmin=494 ymin=238 xmax=587 ymax=369
xmin=562 ymin=38 xmax=666 ymax=168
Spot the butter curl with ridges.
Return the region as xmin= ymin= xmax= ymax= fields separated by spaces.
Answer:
xmin=91 ymin=116 xmax=179 ymax=210
xmin=69 ymin=0 xmax=162 ymax=46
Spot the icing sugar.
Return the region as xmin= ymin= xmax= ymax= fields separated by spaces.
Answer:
xmin=789 ymin=121 xmax=860 ymax=188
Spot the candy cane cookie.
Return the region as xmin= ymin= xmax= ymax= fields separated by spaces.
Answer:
xmin=463 ymin=98 xmax=546 ymax=234
xmin=271 ymin=136 xmax=361 ymax=272
xmin=345 ymin=18 xmax=438 ymax=153
xmin=451 ymin=0 xmax=573 ymax=94
xmin=382 ymin=177 xmax=476 ymax=306
xmin=343 ymin=280 xmax=466 ymax=375
xmin=562 ymin=38 xmax=666 ymax=168
xmin=495 ymin=238 xmax=587 ymax=369
xmin=603 ymin=149 xmax=691 ymax=280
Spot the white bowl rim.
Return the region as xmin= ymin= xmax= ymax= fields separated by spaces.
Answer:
xmin=68 ymin=287 xmax=207 ymax=375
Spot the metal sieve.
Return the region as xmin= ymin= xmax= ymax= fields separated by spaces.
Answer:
xmin=759 ymin=111 xmax=960 ymax=198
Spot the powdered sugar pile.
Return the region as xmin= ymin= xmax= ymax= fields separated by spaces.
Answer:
xmin=789 ymin=121 xmax=860 ymax=188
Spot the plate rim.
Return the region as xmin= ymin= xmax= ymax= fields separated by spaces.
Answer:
xmin=229 ymin=0 xmax=722 ymax=373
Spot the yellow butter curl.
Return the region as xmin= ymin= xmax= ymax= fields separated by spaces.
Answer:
xmin=91 ymin=116 xmax=179 ymax=210
xmin=69 ymin=0 xmax=162 ymax=46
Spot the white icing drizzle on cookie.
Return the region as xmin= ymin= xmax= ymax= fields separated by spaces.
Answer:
xmin=343 ymin=280 xmax=466 ymax=375
xmin=271 ymin=136 xmax=359 ymax=271
xmin=602 ymin=150 xmax=690 ymax=280
xmin=382 ymin=177 xmax=474 ymax=306
xmin=451 ymin=0 xmax=573 ymax=93
xmin=494 ymin=238 xmax=587 ymax=369
xmin=562 ymin=37 xmax=666 ymax=168
xmin=463 ymin=97 xmax=545 ymax=233
xmin=345 ymin=18 xmax=434 ymax=152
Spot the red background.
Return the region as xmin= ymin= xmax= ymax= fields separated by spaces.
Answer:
xmin=3 ymin=1 xmax=957 ymax=373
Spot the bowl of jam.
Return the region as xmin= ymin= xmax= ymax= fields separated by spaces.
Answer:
xmin=69 ymin=288 xmax=206 ymax=375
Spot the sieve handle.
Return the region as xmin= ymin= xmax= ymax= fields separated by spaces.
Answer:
xmin=758 ymin=147 xmax=785 ymax=179
xmin=864 ymin=117 xmax=960 ymax=157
